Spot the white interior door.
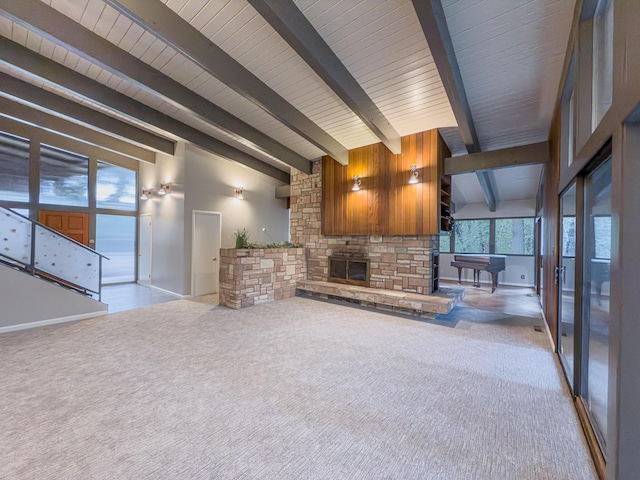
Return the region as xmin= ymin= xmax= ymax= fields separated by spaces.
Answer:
xmin=192 ymin=211 xmax=221 ymax=296
xmin=138 ymin=213 xmax=152 ymax=286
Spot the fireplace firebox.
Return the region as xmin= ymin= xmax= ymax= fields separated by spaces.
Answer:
xmin=328 ymin=256 xmax=370 ymax=287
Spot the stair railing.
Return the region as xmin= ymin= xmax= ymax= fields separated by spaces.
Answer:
xmin=0 ymin=206 xmax=109 ymax=301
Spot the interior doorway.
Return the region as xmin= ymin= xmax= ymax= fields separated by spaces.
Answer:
xmin=138 ymin=213 xmax=152 ymax=287
xmin=192 ymin=210 xmax=222 ymax=297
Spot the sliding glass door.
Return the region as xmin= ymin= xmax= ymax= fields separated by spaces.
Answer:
xmin=558 ymin=183 xmax=577 ymax=389
xmin=579 ymin=157 xmax=612 ymax=452
xmin=557 ymin=154 xmax=612 ymax=458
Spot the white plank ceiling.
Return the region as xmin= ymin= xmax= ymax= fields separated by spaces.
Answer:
xmin=442 ymin=0 xmax=576 ymax=152
xmin=452 ymin=164 xmax=543 ymax=206
xmin=0 ymin=0 xmax=576 ymax=203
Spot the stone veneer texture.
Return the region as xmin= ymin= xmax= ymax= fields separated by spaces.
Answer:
xmin=219 ymin=248 xmax=306 ymax=309
xmin=290 ymin=161 xmax=438 ymax=295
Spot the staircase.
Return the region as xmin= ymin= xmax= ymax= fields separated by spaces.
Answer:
xmin=0 ymin=205 xmax=109 ymax=301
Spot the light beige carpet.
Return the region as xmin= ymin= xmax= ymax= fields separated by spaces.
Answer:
xmin=0 ymin=295 xmax=596 ymax=479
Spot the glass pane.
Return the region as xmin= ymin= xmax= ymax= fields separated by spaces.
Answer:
xmin=39 ymin=144 xmax=89 ymax=206
xmin=453 ymin=219 xmax=490 ymax=253
xmin=0 ymin=131 xmax=30 ymax=202
xmin=96 ymin=161 xmax=137 ymax=211
xmin=593 ymin=0 xmax=613 ymax=127
xmin=0 ymin=208 xmax=32 ymax=265
xmin=439 ymin=234 xmax=451 ymax=253
xmin=96 ymin=214 xmax=136 ymax=283
xmin=34 ymin=224 xmax=100 ymax=292
xmin=495 ymin=218 xmax=534 ymax=255
xmin=559 ymin=184 xmax=577 ymax=389
xmin=562 ymin=217 xmax=576 ymax=257
xmin=12 ymin=208 xmax=30 ymax=218
xmin=582 ymin=157 xmax=612 ymax=449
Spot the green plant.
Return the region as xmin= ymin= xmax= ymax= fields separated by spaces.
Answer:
xmin=233 ymin=228 xmax=305 ymax=249
xmin=233 ymin=231 xmax=304 ymax=249
xmin=234 ymin=228 xmax=250 ymax=249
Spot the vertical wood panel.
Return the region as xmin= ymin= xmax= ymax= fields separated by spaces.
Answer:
xmin=415 ymin=131 xmax=424 ymax=233
xmin=321 ymin=129 xmax=448 ymax=236
xmin=543 ymin=110 xmax=561 ymax=345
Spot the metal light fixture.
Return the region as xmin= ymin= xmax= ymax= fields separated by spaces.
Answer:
xmin=157 ymin=182 xmax=170 ymax=195
xmin=235 ymin=187 xmax=244 ymax=199
xmin=352 ymin=175 xmax=361 ymax=191
xmin=409 ymin=165 xmax=419 ymax=184
xmin=141 ymin=188 xmax=152 ymax=200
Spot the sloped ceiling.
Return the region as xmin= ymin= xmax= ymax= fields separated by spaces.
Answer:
xmin=0 ymin=0 xmax=574 ymax=203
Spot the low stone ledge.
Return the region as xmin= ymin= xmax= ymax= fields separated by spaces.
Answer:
xmin=296 ymin=279 xmax=464 ymax=315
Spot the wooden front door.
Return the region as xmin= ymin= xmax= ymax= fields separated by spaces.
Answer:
xmin=38 ymin=211 xmax=89 ymax=246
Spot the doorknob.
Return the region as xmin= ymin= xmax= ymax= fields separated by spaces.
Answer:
xmin=212 ymin=257 xmax=217 ymax=261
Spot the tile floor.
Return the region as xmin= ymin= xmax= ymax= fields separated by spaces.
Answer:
xmin=101 ymin=283 xmax=183 ymax=313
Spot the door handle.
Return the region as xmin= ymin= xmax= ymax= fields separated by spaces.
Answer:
xmin=212 ymin=257 xmax=217 ymax=261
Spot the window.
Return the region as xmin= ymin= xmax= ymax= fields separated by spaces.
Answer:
xmin=495 ymin=218 xmax=534 ymax=255
xmin=39 ymin=144 xmax=89 ymax=206
xmin=439 ymin=234 xmax=451 ymax=253
xmin=454 ymin=219 xmax=490 ymax=253
xmin=96 ymin=214 xmax=136 ymax=283
xmin=563 ymin=216 xmax=576 ymax=257
xmin=97 ymin=161 xmax=137 ymax=211
xmin=11 ymin=208 xmax=30 ymax=218
xmin=593 ymin=0 xmax=613 ymax=128
xmin=593 ymin=215 xmax=611 ymax=259
xmin=0 ymin=131 xmax=30 ymax=202
xmin=444 ymin=217 xmax=535 ymax=255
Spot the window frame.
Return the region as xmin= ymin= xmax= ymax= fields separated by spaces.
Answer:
xmin=441 ymin=216 xmax=536 ymax=257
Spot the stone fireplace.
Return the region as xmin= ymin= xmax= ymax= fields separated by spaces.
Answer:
xmin=290 ymin=161 xmax=438 ymax=296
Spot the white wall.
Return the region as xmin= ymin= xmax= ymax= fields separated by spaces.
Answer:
xmin=139 ymin=143 xmax=187 ymax=295
xmin=440 ymin=253 xmax=535 ymax=287
xmin=0 ymin=267 xmax=107 ymax=331
xmin=442 ymin=199 xmax=537 ymax=287
xmin=139 ymin=142 xmax=290 ymax=296
xmin=183 ymin=144 xmax=290 ymax=294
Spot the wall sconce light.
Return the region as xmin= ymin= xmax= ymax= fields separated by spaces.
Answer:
xmin=157 ymin=182 xmax=171 ymax=196
xmin=409 ymin=165 xmax=419 ymax=184
xmin=235 ymin=187 xmax=244 ymax=200
xmin=352 ymin=175 xmax=361 ymax=191
xmin=141 ymin=188 xmax=152 ymax=200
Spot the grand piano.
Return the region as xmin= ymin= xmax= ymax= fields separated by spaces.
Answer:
xmin=450 ymin=254 xmax=507 ymax=293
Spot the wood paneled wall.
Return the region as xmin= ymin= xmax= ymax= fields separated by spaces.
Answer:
xmin=322 ymin=129 xmax=449 ymax=236
xmin=542 ymin=108 xmax=561 ymax=347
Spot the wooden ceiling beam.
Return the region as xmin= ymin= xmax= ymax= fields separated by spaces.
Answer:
xmin=0 ymin=37 xmax=290 ymax=183
xmin=249 ymin=0 xmax=401 ymax=154
xmin=0 ymin=0 xmax=309 ymax=175
xmin=104 ymin=0 xmax=349 ymax=165
xmin=413 ymin=0 xmax=498 ymax=210
xmin=444 ymin=142 xmax=550 ymax=175
xmin=0 ymin=97 xmax=156 ymax=164
xmin=0 ymin=72 xmax=175 ymax=155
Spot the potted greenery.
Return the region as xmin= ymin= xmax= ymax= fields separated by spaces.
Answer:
xmin=234 ymin=228 xmax=250 ymax=249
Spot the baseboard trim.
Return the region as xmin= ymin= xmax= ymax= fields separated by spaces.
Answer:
xmin=537 ymin=300 xmax=557 ymax=352
xmin=0 ymin=310 xmax=107 ymax=334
